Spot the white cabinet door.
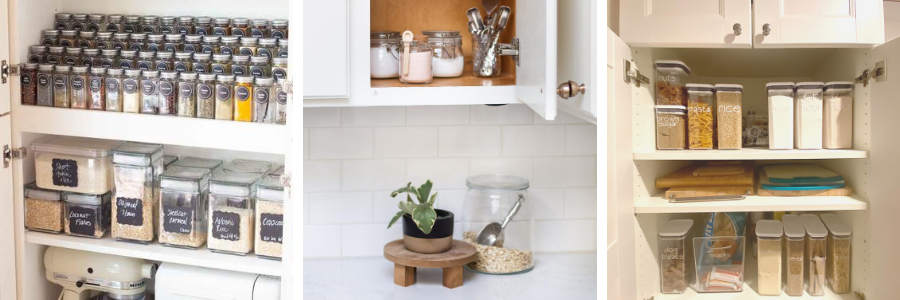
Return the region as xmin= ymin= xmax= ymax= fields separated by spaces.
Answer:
xmin=0 ymin=0 xmax=9 ymax=115
xmin=754 ymin=0 xmax=884 ymax=47
xmin=620 ymin=0 xmax=751 ymax=48
xmin=303 ymin=0 xmax=349 ymax=99
xmin=0 ymin=116 xmax=15 ymax=300
xmin=556 ymin=0 xmax=597 ymax=123
xmin=516 ymin=0 xmax=557 ymax=120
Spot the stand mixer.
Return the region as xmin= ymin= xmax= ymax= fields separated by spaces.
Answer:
xmin=44 ymin=247 xmax=156 ymax=300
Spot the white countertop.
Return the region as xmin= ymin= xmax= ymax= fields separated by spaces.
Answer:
xmin=303 ymin=252 xmax=598 ymax=300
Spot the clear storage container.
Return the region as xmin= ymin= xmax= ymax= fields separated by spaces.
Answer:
xmin=693 ymin=236 xmax=745 ymax=292
xmin=461 ymin=174 xmax=534 ymax=274
xmin=69 ymin=66 xmax=89 ymax=109
xmin=53 ymin=65 xmax=70 ymax=108
xmin=112 ymin=142 xmax=164 ymax=244
xmin=122 ymin=69 xmax=142 ymax=113
xmin=24 ymin=183 xmax=64 ymax=233
xmin=423 ymin=30 xmax=464 ymax=78
xmin=767 ymin=82 xmax=795 ymax=149
xmin=36 ymin=64 xmax=54 ymax=106
xmin=33 ymin=136 xmax=121 ymax=194
xmin=715 ymin=84 xmax=743 ymax=150
xmin=686 ymin=84 xmax=715 ymax=149
xmin=658 ymin=219 xmax=694 ymax=294
xmin=800 ymin=214 xmax=828 ymax=296
xmin=159 ymin=166 xmax=211 ymax=249
xmin=208 ymin=172 xmax=259 ymax=255
xmin=794 ymin=82 xmax=824 ymax=150
xmin=255 ymin=177 xmax=284 ymax=260
xmin=64 ymin=191 xmax=112 ymax=238
xmin=820 ymin=213 xmax=851 ymax=294
xmin=105 ymin=68 xmax=125 ymax=112
xmin=223 ymin=159 xmax=272 ymax=175
xmin=756 ymin=220 xmax=783 ymax=296
xmin=171 ymin=156 xmax=224 ymax=175
xmin=399 ymin=33 xmax=433 ymax=84
xmin=656 ymin=105 xmax=686 ymax=150
xmin=655 ymin=60 xmax=690 ymax=106
xmin=782 ymin=215 xmax=805 ymax=296
xmin=140 ymin=70 xmax=160 ymax=114
xmin=823 ymin=82 xmax=853 ymax=149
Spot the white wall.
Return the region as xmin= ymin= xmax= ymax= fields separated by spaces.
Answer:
xmin=302 ymin=105 xmax=599 ymax=258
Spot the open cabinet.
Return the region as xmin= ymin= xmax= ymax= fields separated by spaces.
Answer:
xmin=0 ymin=0 xmax=299 ymax=299
xmin=609 ymin=28 xmax=900 ymax=299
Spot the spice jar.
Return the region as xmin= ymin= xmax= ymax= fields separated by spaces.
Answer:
xmin=273 ymin=78 xmax=288 ymax=124
xmin=272 ymin=57 xmax=288 ymax=80
xmin=195 ymin=17 xmax=213 ymax=36
xmin=159 ymin=16 xmax=177 ymax=34
xmin=234 ymin=75 xmax=254 ymax=122
xmin=122 ymin=69 xmax=142 ymax=113
xmin=146 ymin=34 xmax=164 ymax=52
xmin=756 ymin=220 xmax=783 ymax=296
xmin=820 ymin=214 xmax=851 ymax=294
xmin=267 ymin=165 xmax=284 ymax=181
xmin=119 ymin=50 xmax=137 ymax=69
xmin=257 ymin=38 xmax=277 ymax=59
xmin=21 ymin=63 xmax=38 ymax=105
xmin=399 ymin=33 xmax=433 ymax=84
xmin=140 ymin=70 xmax=160 ymax=114
xmin=173 ymin=52 xmax=193 ymax=73
xmin=249 ymin=56 xmax=270 ymax=78
xmin=239 ymin=37 xmax=258 ymax=56
xmin=196 ymin=73 xmax=218 ymax=119
xmin=89 ymin=67 xmax=106 ymax=110
xmin=655 ymin=60 xmax=690 ymax=106
xmin=794 ymin=82 xmax=824 ymax=150
xmin=37 ymin=64 xmax=54 ymax=106
xmin=461 ymin=174 xmax=534 ymax=274
xmin=370 ymin=31 xmax=400 ymax=79
xmin=277 ymin=38 xmax=289 ymax=58
xmin=137 ymin=51 xmax=156 ymax=71
xmin=231 ymin=18 xmax=250 ymax=37
xmin=159 ymin=166 xmax=211 ymax=249
xmin=78 ymin=31 xmax=95 ymax=48
xmin=25 ymin=183 xmax=64 ymax=233
xmin=183 ymin=35 xmax=203 ymax=53
xmin=105 ymin=68 xmax=125 ymax=112
xmin=800 ymin=214 xmax=828 ymax=296
xmin=47 ymin=46 xmax=64 ymax=65
xmin=69 ymin=66 xmax=89 ymax=109
xmin=249 ymin=19 xmax=268 ymax=38
xmin=253 ymin=77 xmax=275 ymax=123
xmin=87 ymin=14 xmax=105 ymax=32
xmin=129 ymin=33 xmax=147 ymax=52
xmin=155 ymin=51 xmax=174 ymax=71
xmin=823 ymin=82 xmax=853 ymax=149
xmin=192 ymin=53 xmax=212 ymax=73
xmin=219 ymin=36 xmax=239 ymax=55
xmin=32 ymin=136 xmax=121 ymax=194
xmin=123 ymin=15 xmax=141 ymax=33
xmin=140 ymin=15 xmax=159 ymax=34
xmin=158 ymin=71 xmax=179 ymax=115
xmin=55 ymin=13 xmax=73 ymax=30
xmin=64 ymin=191 xmax=112 ymax=238
xmin=53 ymin=65 xmax=71 ymax=108
xmin=656 ymin=105 xmax=686 ymax=150
xmin=215 ymin=75 xmax=235 ymax=120
xmin=177 ymin=16 xmax=195 ymax=35
xmin=208 ymin=172 xmax=259 ymax=255
xmin=164 ymin=34 xmax=183 ymax=53
xmin=95 ymin=32 xmax=113 ymax=50
xmin=424 ymin=30 xmax=464 ymax=78
xmin=177 ymin=72 xmax=199 ymax=117
xmin=42 ymin=30 xmax=60 ymax=46
xmin=213 ymin=17 xmax=231 ymax=36
xmin=71 ymin=14 xmax=88 ymax=31
xmin=224 ymin=159 xmax=272 ymax=174
xmin=658 ymin=219 xmax=693 ymax=294
xmin=172 ymin=156 xmax=223 ymax=175
xmin=99 ymin=49 xmax=118 ymax=68
xmin=715 ymin=84 xmax=743 ymax=150
xmin=211 ymin=54 xmax=231 ymax=75
xmin=201 ymin=35 xmax=219 ymax=54
xmin=686 ymin=84 xmax=714 ymax=149
xmin=64 ymin=47 xmax=82 ymax=66
xmin=112 ymin=142 xmax=164 ymax=244
xmin=106 ymin=14 xmax=123 ymax=33
xmin=112 ymin=33 xmax=130 ymax=50
xmin=59 ymin=30 xmax=78 ymax=47
xmin=29 ymin=45 xmax=47 ymax=64
xmin=782 ymin=215 xmax=805 ymax=296
xmin=231 ymin=55 xmax=250 ymax=76
xmin=270 ymin=19 xmax=288 ymax=39
xmin=81 ymin=49 xmax=100 ymax=67
xmin=255 ymin=177 xmax=284 ymax=259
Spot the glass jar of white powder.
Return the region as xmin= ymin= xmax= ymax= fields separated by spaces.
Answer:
xmin=794 ymin=82 xmax=824 ymax=150
xmin=423 ymin=30 xmax=463 ymax=78
xmin=766 ymin=82 xmax=794 ymax=150
xmin=399 ymin=33 xmax=433 ymax=84
xmin=370 ymin=31 xmax=400 ymax=79
xmin=823 ymin=82 xmax=853 ymax=149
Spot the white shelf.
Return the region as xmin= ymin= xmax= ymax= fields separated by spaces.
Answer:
xmin=634 ymin=194 xmax=868 ymax=214
xmin=633 ymin=148 xmax=868 ymax=161
xmin=26 ymin=231 xmax=282 ymax=276
xmin=303 ymin=86 xmax=521 ymax=107
xmin=11 ymin=104 xmax=287 ymax=155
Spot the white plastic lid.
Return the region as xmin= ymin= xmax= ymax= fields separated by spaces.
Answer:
xmin=685 ymin=83 xmax=714 ymax=93
xmin=656 ymin=105 xmax=686 ymax=115
xmin=795 ymin=82 xmax=825 ymax=90
xmin=654 ymin=60 xmax=691 ymax=75
xmin=714 ymin=84 xmax=743 ymax=92
xmin=782 ymin=215 xmax=806 ymax=239
xmin=32 ymin=136 xmax=122 ymax=158
xmin=659 ymin=219 xmax=693 ymax=237
xmin=257 ymin=177 xmax=285 ymax=202
xmin=25 ymin=183 xmax=62 ymax=201
xmin=160 ymin=166 xmax=210 ymax=192
xmin=113 ymin=142 xmax=164 ymax=166
xmin=824 ymin=81 xmax=853 ymax=93
xmin=210 ymin=172 xmax=260 ymax=197
xmin=766 ymin=82 xmax=795 ymax=91
xmin=800 ymin=214 xmax=828 ymax=238
xmin=819 ymin=214 xmax=852 ymax=237
xmin=756 ymin=220 xmax=783 ymax=238
xmin=64 ymin=191 xmax=111 ymax=205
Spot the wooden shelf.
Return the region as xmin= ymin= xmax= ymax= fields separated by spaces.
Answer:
xmin=370 ymin=64 xmax=515 ymax=88
xmin=26 ymin=231 xmax=282 ymax=276
xmin=634 ymin=194 xmax=868 ymax=214
xmin=633 ymin=148 xmax=868 ymax=161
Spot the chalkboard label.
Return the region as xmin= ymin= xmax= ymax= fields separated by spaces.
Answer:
xmin=235 ymin=86 xmax=250 ymax=101
xmin=232 ymin=29 xmax=245 ymax=37
xmin=257 ymin=48 xmax=271 ymax=59
xmin=48 ymin=57 xmax=60 ymax=65
xmin=216 ymin=85 xmax=231 ymax=101
xmin=81 ymin=58 xmax=94 ymax=67
xmin=272 ymin=30 xmax=285 ymax=39
xmin=100 ymin=59 xmax=113 ymax=68
xmin=42 ymin=38 xmax=54 ymax=46
xmin=88 ymin=24 xmax=100 ymax=32
xmin=137 ymin=61 xmax=151 ymax=71
xmin=177 ymin=26 xmax=190 ymax=35
xmin=65 ymin=57 xmax=77 ymax=66
xmin=156 ymin=62 xmax=170 ymax=71
xmin=38 ymin=74 xmax=50 ymax=88
xmin=141 ymin=80 xmax=156 ymax=95
xmin=211 ymin=211 xmax=241 ymax=241
xmin=106 ymin=78 xmax=120 ymax=93
xmin=107 ymin=24 xmax=119 ymax=33
xmin=278 ymin=50 xmax=288 ymax=58
xmin=212 ymin=65 xmax=226 ymax=75
xmin=193 ymin=64 xmax=207 ymax=73
xmin=201 ymin=45 xmax=214 ymax=54
xmin=55 ymin=22 xmax=68 ymax=30
xmin=255 ymin=88 xmax=269 ymax=104
xmin=220 ymin=47 xmax=234 ymax=55
xmin=277 ymin=90 xmax=288 ymax=105
xmin=239 ymin=48 xmax=253 ymax=56
xmin=179 ymin=83 xmax=194 ymax=98
xmin=273 ymin=68 xmax=286 ymax=80
xmin=21 ymin=73 xmax=33 ymax=87
xmin=259 ymin=213 xmax=283 ymax=243
xmin=196 ymin=28 xmax=209 ymax=36
xmin=147 ymin=44 xmax=160 ymax=52
xmin=60 ymin=40 xmax=73 ymax=47
xmin=68 ymin=206 xmax=96 ymax=236
xmin=116 ymin=197 xmax=143 ymax=226
xmin=164 ymin=45 xmax=177 ymax=53
xmin=123 ymin=25 xmax=137 ymax=34
xmin=159 ymin=81 xmax=174 ymax=96
xmin=183 ymin=45 xmax=197 ymax=53
xmin=129 ymin=44 xmax=143 ymax=52
xmin=71 ymin=77 xmax=85 ymax=90
xmin=163 ymin=206 xmax=193 ymax=234
xmin=250 ymin=29 xmax=264 ymax=38
xmin=142 ymin=26 xmax=155 ymax=34
xmin=78 ymin=40 xmax=92 ymax=48
xmin=231 ymin=66 xmax=245 ymax=76
xmin=90 ymin=77 xmax=102 ymax=92
xmin=52 ymin=158 xmax=78 ymax=187
xmin=123 ymin=79 xmax=138 ymax=94
xmin=97 ymin=43 xmax=108 ymax=50
xmin=160 ymin=26 xmax=173 ymax=34
xmin=73 ymin=23 xmax=84 ymax=31
xmin=119 ymin=61 xmax=133 ymax=69
xmin=198 ymin=84 xmax=213 ymax=99
xmin=113 ymin=42 xmax=126 ymax=50
xmin=250 ymin=67 xmax=264 ymax=78
xmin=53 ymin=75 xmax=67 ymax=90
xmin=174 ymin=62 xmax=188 ymax=73
xmin=213 ymin=28 xmax=226 ymax=36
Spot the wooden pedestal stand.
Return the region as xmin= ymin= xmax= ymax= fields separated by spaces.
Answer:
xmin=383 ymin=239 xmax=477 ymax=289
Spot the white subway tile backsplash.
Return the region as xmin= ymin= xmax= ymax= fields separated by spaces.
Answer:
xmin=406 ymin=106 xmax=469 ymax=125
xmin=303 ymin=160 xmax=341 ymax=192
xmin=502 ymin=125 xmax=565 ymax=157
xmin=303 ymin=193 xmax=310 ymax=225
xmin=565 ymin=125 xmax=598 ymax=155
xmin=533 ymin=156 xmax=598 ymax=188
xmin=534 ymin=220 xmax=597 ymax=252
xmin=341 ymin=159 xmax=406 ymax=191
xmin=406 ymin=158 xmax=470 ymax=190
xmin=304 ymin=225 xmax=342 ymax=257
xmin=565 ymin=188 xmax=598 ymax=219
xmin=470 ymin=104 xmax=534 ymax=125
xmin=342 ymin=107 xmax=406 ymax=127
xmin=432 ymin=189 xmax=467 ymax=217
xmin=341 ymin=223 xmax=403 ymax=257
xmin=308 ymin=192 xmax=374 ymax=224
xmin=529 ymin=188 xmax=566 ymax=220
xmin=309 ymin=128 xmax=374 ymax=159
xmin=534 ymin=110 xmax=589 ymax=124
xmin=303 ymin=128 xmax=308 ymax=160
xmin=303 ymin=107 xmax=341 ymax=127
xmin=469 ymin=157 xmax=534 ymax=180
xmin=373 ymin=191 xmax=402 ymax=222
xmin=438 ymin=126 xmax=502 ymax=157
xmin=374 ymin=127 xmax=438 ymax=158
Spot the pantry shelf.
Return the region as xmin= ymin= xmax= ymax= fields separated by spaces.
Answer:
xmin=634 ymin=194 xmax=868 ymax=214
xmin=303 ymin=85 xmax=522 ymax=107
xmin=26 ymin=232 xmax=282 ymax=276
xmin=11 ymin=104 xmax=287 ymax=155
xmin=632 ymin=148 xmax=868 ymax=161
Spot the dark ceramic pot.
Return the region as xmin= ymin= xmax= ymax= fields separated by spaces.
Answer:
xmin=401 ymin=209 xmax=454 ymax=254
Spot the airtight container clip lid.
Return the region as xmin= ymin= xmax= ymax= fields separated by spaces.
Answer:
xmin=685 ymin=83 xmax=714 ymax=93
xmin=25 ymin=182 xmax=62 ymax=201
xmin=766 ymin=82 xmax=795 ymax=91
xmin=656 ymin=105 xmax=686 ymax=115
xmin=824 ymin=81 xmax=853 ymax=93
xmin=112 ymin=142 xmax=164 ymax=166
xmin=32 ymin=136 xmax=122 ymax=158
xmin=756 ymin=220 xmax=784 ymax=238
xmin=160 ymin=166 xmax=211 ymax=192
xmin=714 ymin=84 xmax=743 ymax=92
xmin=210 ymin=172 xmax=260 ymax=197
xmin=819 ymin=213 xmax=852 ymax=237
xmin=659 ymin=219 xmax=693 ymax=238
xmin=64 ymin=191 xmax=111 ymax=205
xmin=257 ymin=177 xmax=285 ymax=202
xmin=800 ymin=214 xmax=828 ymax=238
xmin=781 ymin=215 xmax=806 ymax=239
xmin=654 ymin=60 xmax=691 ymax=75
xmin=794 ymin=82 xmax=825 ymax=91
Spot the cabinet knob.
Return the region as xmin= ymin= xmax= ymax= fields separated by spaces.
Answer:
xmin=733 ymin=23 xmax=742 ymax=36
xmin=763 ymin=23 xmax=772 ymax=36
xmin=556 ymin=80 xmax=586 ymax=99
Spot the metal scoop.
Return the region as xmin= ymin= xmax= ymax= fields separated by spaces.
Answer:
xmin=476 ymin=195 xmax=524 ymax=247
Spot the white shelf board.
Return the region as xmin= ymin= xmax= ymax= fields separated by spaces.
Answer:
xmin=303 ymin=86 xmax=521 ymax=107
xmin=26 ymin=231 xmax=282 ymax=276
xmin=11 ymin=104 xmax=287 ymax=155
xmin=633 ymin=148 xmax=867 ymax=161
xmin=634 ymin=194 xmax=868 ymax=214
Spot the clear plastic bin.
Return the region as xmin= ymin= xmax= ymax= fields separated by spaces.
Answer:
xmin=64 ymin=191 xmax=112 ymax=238
xmin=820 ymin=213 xmax=851 ymax=294
xmin=255 ymin=177 xmax=285 ymax=260
xmin=111 ymin=142 xmax=164 ymax=244
xmin=223 ymin=159 xmax=272 ymax=175
xmin=656 ymin=105 xmax=686 ymax=150
xmin=714 ymin=84 xmax=743 ymax=150
xmin=693 ymin=236 xmax=745 ymax=293
xmin=756 ymin=220 xmax=783 ymax=296
xmin=822 ymin=82 xmax=853 ymax=149
xmin=33 ymin=136 xmax=122 ymax=194
xmin=208 ymin=172 xmax=259 ymax=256
xmin=658 ymin=219 xmax=694 ymax=294
xmin=24 ymin=183 xmax=64 ymax=233
xmin=686 ymin=84 xmax=715 ymax=149
xmin=159 ymin=166 xmax=211 ymax=249
xmin=654 ymin=60 xmax=690 ymax=106
xmin=800 ymin=214 xmax=828 ymax=296
xmin=782 ymin=215 xmax=806 ymax=296
xmin=766 ymin=82 xmax=795 ymax=149
xmin=794 ymin=82 xmax=824 ymax=150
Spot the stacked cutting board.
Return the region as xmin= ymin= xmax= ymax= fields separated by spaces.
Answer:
xmin=656 ymin=162 xmax=851 ymax=200
xmin=656 ymin=161 xmax=755 ymax=201
xmin=757 ymin=164 xmax=852 ymax=196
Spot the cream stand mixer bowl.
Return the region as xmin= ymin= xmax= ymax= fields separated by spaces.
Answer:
xmin=44 ymin=247 xmax=155 ymax=300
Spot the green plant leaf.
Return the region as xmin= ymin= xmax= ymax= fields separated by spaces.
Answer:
xmin=427 ymin=192 xmax=438 ymax=205
xmin=390 ymin=182 xmax=420 ymax=199
xmin=387 ymin=211 xmax=405 ymax=229
xmin=416 ymin=180 xmax=433 ymax=204
xmin=412 ymin=202 xmax=437 ymax=235
xmin=399 ymin=200 xmax=417 ymax=215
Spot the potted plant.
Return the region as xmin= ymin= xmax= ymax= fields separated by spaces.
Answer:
xmin=387 ymin=180 xmax=454 ymax=254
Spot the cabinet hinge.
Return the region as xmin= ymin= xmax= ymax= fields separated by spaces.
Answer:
xmin=855 ymin=291 xmax=866 ymax=300
xmin=3 ymin=145 xmax=27 ymax=169
xmin=855 ymin=60 xmax=885 ymax=87
xmin=624 ymin=59 xmax=650 ymax=87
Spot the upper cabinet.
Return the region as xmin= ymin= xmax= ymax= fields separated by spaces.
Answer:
xmin=303 ymin=0 xmax=350 ymax=99
xmin=754 ymin=0 xmax=884 ymax=48
xmin=620 ymin=0 xmax=752 ymax=48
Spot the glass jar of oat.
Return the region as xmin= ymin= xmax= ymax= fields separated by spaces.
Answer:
xmin=25 ymin=183 xmax=64 ymax=233
xmin=208 ymin=172 xmax=259 ymax=255
xmin=686 ymin=84 xmax=715 ymax=149
xmin=715 ymin=84 xmax=743 ymax=150
xmin=461 ymin=174 xmax=534 ymax=274
xmin=255 ymin=177 xmax=284 ymax=260
xmin=159 ymin=166 xmax=211 ymax=249
xmin=782 ymin=215 xmax=805 ymax=296
xmin=654 ymin=60 xmax=690 ymax=106
xmin=658 ymin=219 xmax=693 ymax=294
xmin=820 ymin=214 xmax=851 ymax=294
xmin=32 ymin=136 xmax=121 ymax=194
xmin=64 ymin=191 xmax=112 ymax=238
xmin=756 ymin=220 xmax=783 ymax=296
xmin=801 ymin=214 xmax=828 ymax=296
xmin=656 ymin=105 xmax=686 ymax=150
xmin=112 ymin=142 xmax=164 ymax=244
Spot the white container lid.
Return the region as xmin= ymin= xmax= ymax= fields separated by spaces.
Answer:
xmin=656 ymin=105 xmax=686 ymax=115
xmin=800 ymin=214 xmax=828 ymax=238
xmin=64 ymin=191 xmax=111 ymax=205
xmin=654 ymin=60 xmax=691 ymax=76
xmin=819 ymin=214 xmax=852 ymax=237
xmin=659 ymin=219 xmax=693 ymax=237
xmin=714 ymin=84 xmax=743 ymax=92
xmin=113 ymin=142 xmax=164 ymax=166
xmin=756 ymin=220 xmax=783 ymax=238
xmin=210 ymin=172 xmax=260 ymax=197
xmin=782 ymin=215 xmax=806 ymax=239
xmin=32 ymin=136 xmax=122 ymax=158
xmin=257 ymin=177 xmax=285 ymax=202
xmin=25 ymin=183 xmax=62 ymax=201
xmin=766 ymin=82 xmax=795 ymax=91
xmin=824 ymin=81 xmax=853 ymax=93
xmin=160 ymin=166 xmax=210 ymax=192
xmin=795 ymin=82 xmax=825 ymax=90
xmin=685 ymin=83 xmax=714 ymax=94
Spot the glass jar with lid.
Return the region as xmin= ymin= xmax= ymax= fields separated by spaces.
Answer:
xmin=123 ymin=15 xmax=141 ymax=33
xmin=69 ymin=66 xmax=89 ymax=109
xmin=64 ymin=191 xmax=112 ymax=238
xmin=177 ymin=16 xmax=195 ymax=35
xmin=83 ymin=48 xmax=101 ymax=66
xmin=37 ymin=64 xmax=54 ymax=106
xmin=255 ymin=177 xmax=284 ymax=259
xmin=42 ymin=30 xmax=59 ymax=46
xmin=239 ymin=37 xmax=258 ymax=56
xmin=158 ymin=166 xmax=211 ymax=249
xmin=111 ymin=142 xmax=164 ymax=244
xmin=99 ymin=49 xmax=118 ymax=68
xmin=782 ymin=215 xmax=805 ymax=296
xmin=224 ymin=159 xmax=272 ymax=175
xmin=21 ymin=63 xmax=38 ymax=105
xmin=253 ymin=77 xmax=276 ymax=123
xmin=794 ymin=82 xmax=824 ymax=150
xmin=250 ymin=19 xmax=268 ymax=38
xmin=78 ymin=31 xmax=96 ymax=48
xmin=95 ymin=32 xmax=113 ymax=50
xmin=686 ymin=84 xmax=715 ymax=149
xmin=164 ymin=34 xmax=182 ymax=53
xmin=105 ymin=68 xmax=125 ymax=112
xmin=201 ymin=35 xmax=220 ymax=54
xmin=215 ymin=75 xmax=235 ymax=120
xmin=119 ymin=50 xmax=138 ymax=69
xmin=59 ymin=30 xmax=78 ymax=47
xmin=32 ymin=136 xmax=121 ymax=194
xmin=249 ymin=56 xmax=270 ymax=78
xmin=70 ymin=14 xmax=88 ymax=31
xmin=112 ymin=33 xmax=130 ymax=50
xmin=129 ymin=33 xmax=147 ymax=52
xmin=231 ymin=55 xmax=250 ymax=76
xmin=233 ymin=75 xmax=254 ymax=121
xmin=219 ymin=36 xmax=240 ymax=55
xmin=272 ymin=57 xmax=288 ymax=80
xmin=196 ymin=73 xmax=218 ymax=119
xmin=370 ymin=31 xmax=400 ymax=79
xmin=195 ymin=17 xmax=213 ymax=36
xmin=399 ymin=34 xmax=433 ymax=84
xmin=53 ymin=65 xmax=71 ymax=107
xmin=823 ymin=82 xmax=853 ymax=149
xmin=136 ymin=51 xmax=155 ymax=71
xmin=159 ymin=16 xmax=177 ymax=34
xmin=183 ymin=35 xmax=203 ymax=53
xmin=63 ymin=47 xmax=82 ymax=66
xmin=756 ymin=220 xmax=783 ymax=296
xmin=146 ymin=34 xmax=164 ymax=52
xmin=155 ymin=51 xmax=174 ymax=71
xmin=656 ymin=105 xmax=686 ymax=150
xmin=25 ymin=183 xmax=65 ymax=233
xmin=257 ymin=38 xmax=277 ymax=58
xmin=106 ymin=14 xmax=123 ymax=33
xmin=122 ymin=69 xmax=142 ymax=113
xmin=141 ymin=15 xmax=159 ymax=34
xmin=213 ymin=17 xmax=231 ymax=36
xmin=158 ymin=71 xmax=179 ymax=115
xmin=270 ymin=19 xmax=288 ymax=39
xmin=231 ymin=18 xmax=250 ymax=37
xmin=461 ymin=174 xmax=534 ymax=274
xmin=55 ymin=13 xmax=72 ymax=30
xmin=654 ymin=60 xmax=691 ymax=106
xmin=89 ymin=67 xmax=106 ymax=110
xmin=171 ymin=156 xmax=223 ymax=175
xmin=87 ymin=14 xmax=105 ymax=32
xmin=207 ymin=172 xmax=259 ymax=255
xmin=801 ymin=214 xmax=828 ymax=296
xmin=140 ymin=70 xmax=160 ymax=114
xmin=423 ymin=30 xmax=464 ymax=78
xmin=658 ymin=219 xmax=694 ymax=294
xmin=173 ymin=52 xmax=193 ymax=73
xmin=277 ymin=38 xmax=289 ymax=58
xmin=177 ymin=72 xmax=199 ymax=117
xmin=820 ymin=214 xmax=852 ymax=294
xmin=47 ymin=46 xmax=64 ymax=65
xmin=211 ymin=54 xmax=231 ymax=75
xmin=714 ymin=84 xmax=743 ymax=150
xmin=273 ymin=78 xmax=288 ymax=124
xmin=192 ymin=53 xmax=212 ymax=73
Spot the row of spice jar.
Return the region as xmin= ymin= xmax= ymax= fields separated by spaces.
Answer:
xmin=371 ymin=31 xmax=466 ymax=83
xmin=27 ymin=137 xmax=286 ymax=259
xmin=53 ymin=13 xmax=288 ymax=38
xmin=655 ymin=83 xmax=744 ymax=150
xmin=20 ymin=64 xmax=288 ymax=124
xmin=37 ymin=32 xmax=288 ymax=58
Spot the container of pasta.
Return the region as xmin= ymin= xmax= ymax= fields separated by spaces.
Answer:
xmin=33 ymin=136 xmax=122 ymax=194
xmin=654 ymin=61 xmax=690 ymax=106
xmin=686 ymin=84 xmax=715 ymax=149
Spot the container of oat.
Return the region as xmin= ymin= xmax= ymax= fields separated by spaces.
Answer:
xmin=33 ymin=136 xmax=122 ymax=194
xmin=171 ymin=156 xmax=223 ymax=175
xmin=255 ymin=177 xmax=284 ymax=260
xmin=801 ymin=213 xmax=828 ymax=296
xmin=112 ymin=142 xmax=164 ymax=244
xmin=24 ymin=183 xmax=64 ymax=233
xmin=656 ymin=105 xmax=686 ymax=150
xmin=208 ymin=172 xmax=259 ymax=256
xmin=64 ymin=191 xmax=111 ymax=238
xmin=654 ymin=60 xmax=690 ymax=106
xmin=714 ymin=84 xmax=743 ymax=150
xmin=756 ymin=220 xmax=783 ymax=296
xmin=223 ymin=159 xmax=272 ymax=175
xmin=461 ymin=174 xmax=534 ymax=274
xmin=159 ymin=166 xmax=211 ymax=249
xmin=658 ymin=219 xmax=693 ymax=294
xmin=782 ymin=214 xmax=805 ymax=296
xmin=820 ymin=213 xmax=851 ymax=294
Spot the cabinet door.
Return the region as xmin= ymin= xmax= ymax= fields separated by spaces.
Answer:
xmin=0 ymin=116 xmax=15 ymax=300
xmin=754 ymin=0 xmax=884 ymax=47
xmin=556 ymin=0 xmax=597 ymax=123
xmin=0 ymin=0 xmax=9 ymax=114
xmin=620 ymin=0 xmax=751 ymax=48
xmin=303 ymin=0 xmax=349 ymax=99
xmin=516 ymin=0 xmax=557 ymax=120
